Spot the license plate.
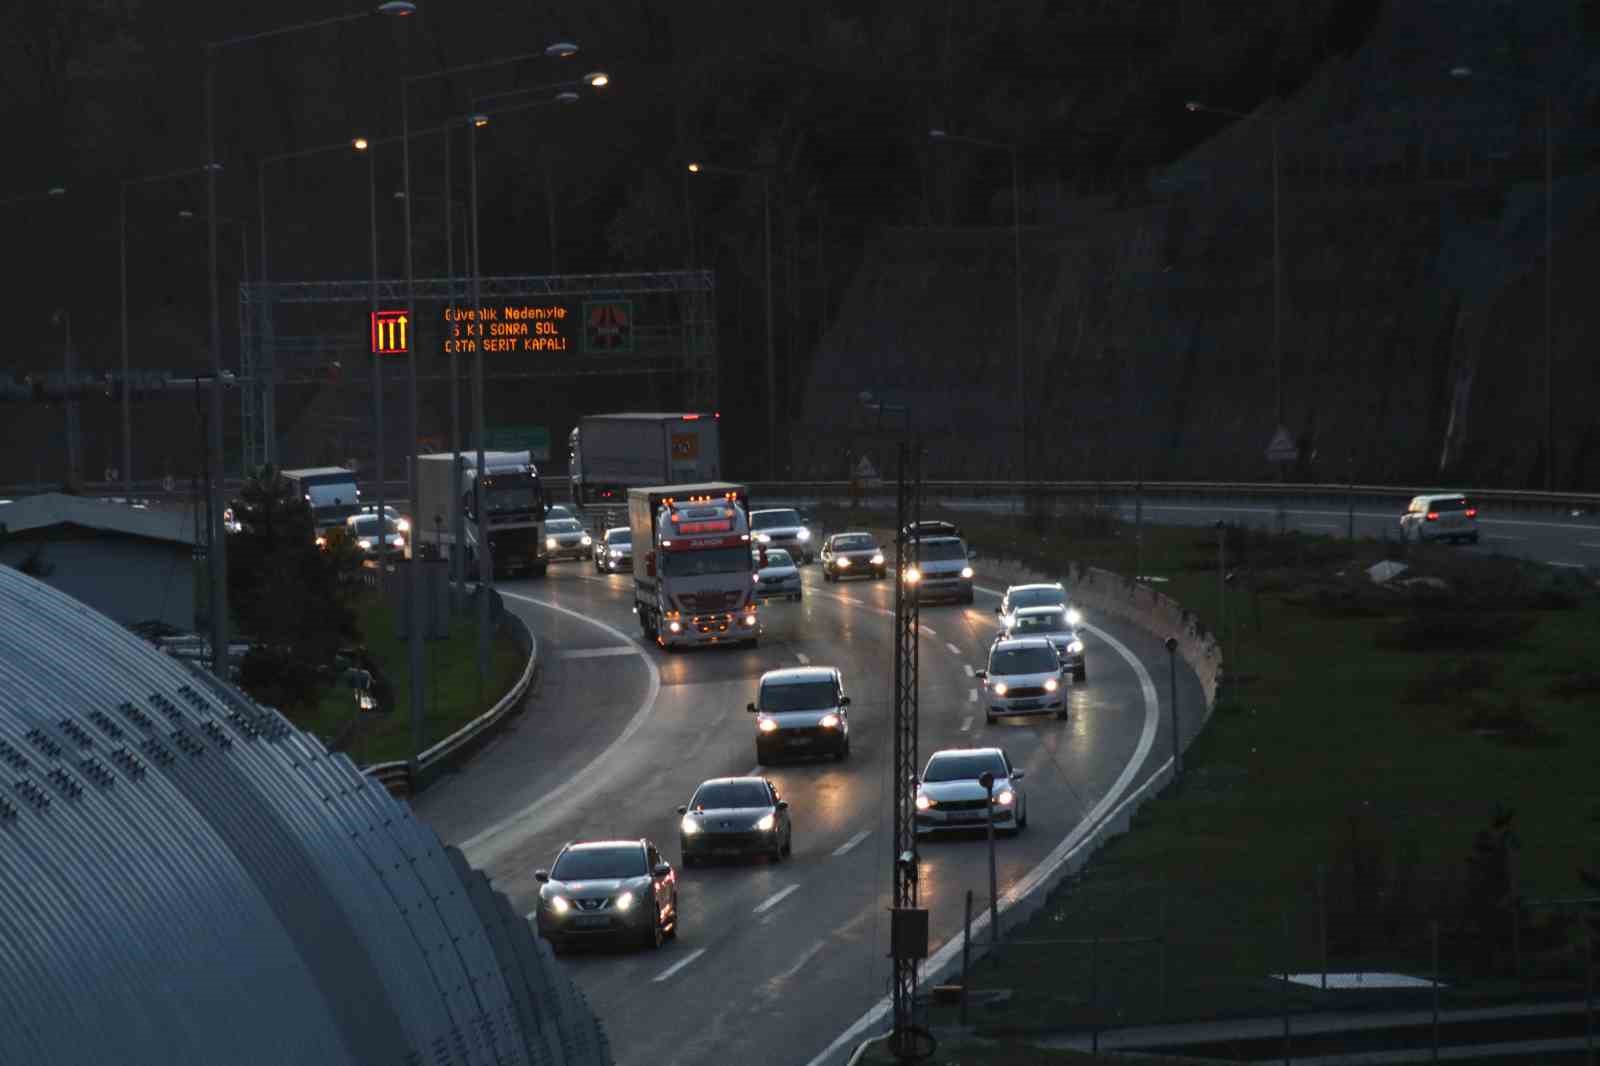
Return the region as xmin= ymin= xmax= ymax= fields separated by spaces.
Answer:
xmin=1012 ymin=700 xmax=1041 ymax=710
xmin=715 ymin=847 xmax=742 ymax=855
xmin=952 ymin=813 xmax=988 ymax=823
xmin=574 ymin=915 xmax=610 ymax=929
xmin=787 ymin=737 xmax=813 ymax=746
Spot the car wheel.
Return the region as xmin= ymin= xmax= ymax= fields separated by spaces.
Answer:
xmin=782 ymin=831 xmax=793 ymax=858
xmin=644 ymin=905 xmax=665 ymax=949
xmin=1018 ymin=804 xmax=1028 ymax=830
xmin=837 ymin=736 xmax=850 ymax=760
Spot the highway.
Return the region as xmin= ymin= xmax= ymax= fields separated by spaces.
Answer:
xmin=414 ymin=557 xmax=1201 ymax=1066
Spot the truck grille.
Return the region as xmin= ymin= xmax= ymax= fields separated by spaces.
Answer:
xmin=676 ymin=591 xmax=744 ymax=612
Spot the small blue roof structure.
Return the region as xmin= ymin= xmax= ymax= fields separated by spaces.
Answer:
xmin=0 ymin=564 xmax=611 ymax=1066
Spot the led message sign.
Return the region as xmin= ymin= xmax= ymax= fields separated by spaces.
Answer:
xmin=442 ymin=304 xmax=571 ymax=354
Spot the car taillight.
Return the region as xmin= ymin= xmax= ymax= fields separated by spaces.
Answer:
xmin=1465 ymin=508 xmax=1477 ymax=518
xmin=1425 ymin=512 xmax=1438 ymax=521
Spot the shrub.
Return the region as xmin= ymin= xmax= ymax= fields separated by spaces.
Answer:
xmin=1374 ymin=611 xmax=1534 ymax=653
xmin=1547 ymin=671 xmax=1600 ymax=701
xmin=1401 ymin=658 xmax=1500 ymax=704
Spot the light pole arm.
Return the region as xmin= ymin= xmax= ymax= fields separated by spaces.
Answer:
xmin=208 ymin=9 xmax=386 ymax=50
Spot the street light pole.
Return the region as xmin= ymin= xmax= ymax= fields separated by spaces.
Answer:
xmin=762 ymin=173 xmax=776 ymax=479
xmin=366 ymin=141 xmax=387 ymax=574
xmin=119 ymin=182 xmax=130 ymax=496
xmin=469 ymin=113 xmax=492 ymax=685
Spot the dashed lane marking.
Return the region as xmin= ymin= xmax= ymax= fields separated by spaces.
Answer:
xmin=945 ymin=641 xmax=962 ymax=655
xmin=795 ymin=652 xmax=810 ymax=664
xmin=968 ymin=689 xmax=978 ymax=702
xmin=774 ymin=939 xmax=828 ymax=982
xmin=960 ymin=716 xmax=974 ymax=732
xmin=831 ymin=830 xmax=870 ymax=857
xmin=963 ymin=664 xmax=975 ymax=678
xmin=754 ymin=884 xmax=801 ymax=914
xmin=920 ymin=625 xmax=938 ymax=638
xmin=652 ymin=948 xmax=706 ymax=983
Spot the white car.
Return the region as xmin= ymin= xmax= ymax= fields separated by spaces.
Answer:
xmin=996 ymin=582 xmax=1077 ymax=629
xmin=914 ymin=747 xmax=1027 ymax=836
xmin=748 ymin=666 xmax=851 ymax=763
xmin=977 ymin=636 xmax=1070 ymax=722
xmin=344 ymin=513 xmax=405 ymax=555
xmin=749 ymin=508 xmax=814 ymax=563
xmin=544 ymin=517 xmax=593 ymax=561
xmin=1399 ymin=493 xmax=1479 ymax=544
xmin=752 ymin=546 xmax=802 ymax=602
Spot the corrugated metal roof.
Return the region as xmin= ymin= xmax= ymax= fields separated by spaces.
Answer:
xmin=0 ymin=493 xmax=197 ymax=546
xmin=0 ymin=565 xmax=611 ymax=1066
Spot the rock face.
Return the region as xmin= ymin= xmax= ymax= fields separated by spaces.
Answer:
xmin=796 ymin=0 xmax=1600 ymax=491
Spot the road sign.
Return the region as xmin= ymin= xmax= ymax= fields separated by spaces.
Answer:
xmin=583 ymin=299 xmax=633 ymax=353
xmin=1265 ymin=425 xmax=1299 ymax=464
xmin=370 ymin=310 xmax=409 ymax=354
xmin=483 ymin=425 xmax=551 ymax=463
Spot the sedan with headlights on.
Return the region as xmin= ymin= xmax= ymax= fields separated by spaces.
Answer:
xmin=820 ymin=531 xmax=887 ymax=581
xmin=544 ymin=517 xmax=593 ymax=561
xmin=593 ymin=525 xmax=633 ymax=573
xmin=533 ymin=838 xmax=679 ymax=951
xmin=995 ymin=581 xmax=1074 ymax=629
xmin=977 ymin=636 xmax=1070 ymax=722
xmin=677 ymin=776 xmax=792 ymax=866
xmin=914 ymin=747 xmax=1027 ymax=837
xmin=997 ymin=605 xmax=1087 ymax=681
xmin=752 ymin=546 xmax=803 ymax=602
xmin=749 ymin=666 xmax=851 ymax=763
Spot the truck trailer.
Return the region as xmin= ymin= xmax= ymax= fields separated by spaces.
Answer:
xmin=281 ymin=466 xmax=361 ymax=541
xmin=412 ymin=450 xmax=548 ymax=578
xmin=629 ymin=482 xmax=758 ymax=649
xmin=569 ymin=413 xmax=720 ymax=507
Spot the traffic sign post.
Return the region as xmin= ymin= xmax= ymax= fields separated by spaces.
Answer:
xmin=1265 ymin=425 xmax=1299 ymax=465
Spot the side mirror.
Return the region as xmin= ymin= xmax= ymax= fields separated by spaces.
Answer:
xmin=838 ymin=695 xmax=851 ymax=707
xmin=652 ymin=862 xmax=673 ymax=878
xmin=1011 ymin=768 xmax=1026 ymax=780
xmin=534 ymin=870 xmax=550 ymax=883
xmin=747 ymin=701 xmax=758 ymax=714
xmin=646 ymin=550 xmax=657 ymax=578
xmin=776 ymin=800 xmax=789 ymax=811
xmin=676 ymin=805 xmax=688 ymax=815
xmin=974 ymin=669 xmax=987 ymax=680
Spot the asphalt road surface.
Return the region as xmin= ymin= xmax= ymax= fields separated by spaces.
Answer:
xmin=414 ymin=559 xmax=1199 ymax=1066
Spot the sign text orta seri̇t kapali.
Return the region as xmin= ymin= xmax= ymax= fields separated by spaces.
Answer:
xmin=442 ymin=304 xmax=570 ymax=354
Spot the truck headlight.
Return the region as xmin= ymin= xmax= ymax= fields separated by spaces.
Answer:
xmin=668 ymin=620 xmax=682 ymax=633
xmin=545 ymin=536 xmax=557 ymax=549
xmin=610 ymin=548 xmax=623 ymax=558
xmin=960 ymin=566 xmax=974 ymax=579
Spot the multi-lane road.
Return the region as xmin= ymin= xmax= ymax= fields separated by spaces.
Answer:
xmin=414 ymin=557 xmax=1203 ymax=1066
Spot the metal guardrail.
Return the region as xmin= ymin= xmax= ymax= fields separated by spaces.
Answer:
xmin=360 ymin=596 xmax=538 ymax=798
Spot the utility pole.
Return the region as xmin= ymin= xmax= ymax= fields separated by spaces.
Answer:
xmin=890 ymin=426 xmax=927 ymax=1058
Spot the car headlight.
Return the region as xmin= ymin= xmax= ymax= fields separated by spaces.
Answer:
xmin=960 ymin=566 xmax=974 ymax=579
xmin=914 ymin=793 xmax=932 ymax=811
xmin=992 ymin=681 xmax=1008 ymax=696
xmin=756 ymin=813 xmax=776 ymax=831
xmin=315 ymin=535 xmax=327 ymax=549
xmin=753 ymin=572 xmax=761 ymax=583
xmin=756 ymin=532 xmax=771 ymax=543
xmin=995 ymin=790 xmax=1014 ymax=806
xmin=742 ymin=613 xmax=757 ymax=626
xmin=548 ymin=895 xmax=570 ymax=914
xmin=358 ymin=538 xmax=373 ymax=550
xmin=396 ymin=518 xmax=410 ymax=533
xmin=757 ymin=717 xmax=778 ymax=733
xmin=1044 ymin=678 xmax=1059 ymax=692
xmin=837 ymin=557 xmax=851 ymax=567
xmin=681 ymin=815 xmax=701 ymax=835
xmin=797 ymin=528 xmax=811 ymax=541
xmin=819 ymin=713 xmax=840 ymax=728
xmin=610 ymin=548 xmax=623 ymax=558
xmin=1066 ymin=608 xmax=1082 ymax=625
xmin=581 ymin=535 xmax=592 ymax=545
xmin=1068 ymin=640 xmax=1084 ymax=654
xmin=870 ymin=553 xmax=884 ymax=565
xmin=614 ymin=890 xmax=635 ymax=912
xmin=905 ymin=567 xmax=921 ymax=584
xmin=668 ymin=620 xmax=682 ymax=633
xmin=545 ymin=536 xmax=557 ymax=549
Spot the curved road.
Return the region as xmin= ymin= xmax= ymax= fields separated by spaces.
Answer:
xmin=414 ymin=561 xmax=1201 ymax=1066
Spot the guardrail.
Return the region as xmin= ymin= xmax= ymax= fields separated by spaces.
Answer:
xmin=360 ymin=591 xmax=538 ymax=799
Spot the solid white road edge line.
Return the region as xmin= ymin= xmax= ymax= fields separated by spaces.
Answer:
xmin=459 ymin=592 xmax=663 ymax=861
xmin=558 ymin=646 xmax=641 ymax=659
xmin=754 ymin=883 xmax=801 ymax=914
xmin=652 ymin=947 xmax=706 ymax=983
xmin=831 ymin=829 xmax=870 ymax=857
xmin=804 ymin=582 xmax=1162 ymax=1066
xmin=1118 ymin=501 xmax=1600 ymax=533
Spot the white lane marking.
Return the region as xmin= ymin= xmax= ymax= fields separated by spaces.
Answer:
xmin=805 ymin=583 xmax=1162 ymax=1066
xmin=795 ymin=652 xmax=810 ymax=664
xmin=968 ymin=689 xmax=978 ymax=703
xmin=945 ymin=641 xmax=962 ymax=655
xmin=1120 ymin=501 xmax=1600 ymax=533
xmin=963 ymin=664 xmax=975 ymax=678
xmin=558 ymin=646 xmax=640 ymax=659
xmin=831 ymin=829 xmax=870 ymax=857
xmin=753 ymin=883 xmax=801 ymax=914
xmin=461 ymin=592 xmax=662 ymax=860
xmin=920 ymin=625 xmax=938 ymax=638
xmin=1550 ymin=561 xmax=1587 ymax=569
xmin=960 ymin=716 xmax=974 ymax=732
xmin=652 ymin=947 xmax=706 ymax=983
xmin=1579 ymin=542 xmax=1600 ymax=550
xmin=1300 ymin=522 xmax=1337 ymax=529
xmin=775 ymin=938 xmax=828 ymax=982
xmin=1486 ymin=535 xmax=1526 ymax=542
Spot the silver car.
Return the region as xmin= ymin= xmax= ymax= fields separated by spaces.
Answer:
xmin=997 ymin=605 xmax=1087 ymax=681
xmin=750 ymin=507 xmax=814 ymax=563
xmin=977 ymin=637 xmax=1070 ymax=723
xmin=544 ymin=517 xmax=592 ymax=561
xmin=914 ymin=747 xmax=1027 ymax=837
xmin=594 ymin=526 xmax=633 ymax=573
xmin=677 ymin=776 xmax=793 ymax=866
xmin=820 ymin=531 xmax=887 ymax=581
xmin=1399 ymin=493 xmax=1480 ymax=545
xmin=533 ymin=839 xmax=679 ymax=951
xmin=748 ymin=666 xmax=851 ymax=763
xmin=905 ymin=535 xmax=976 ymax=604
xmin=752 ymin=546 xmax=802 ymax=602
xmin=996 ymin=582 xmax=1075 ymax=628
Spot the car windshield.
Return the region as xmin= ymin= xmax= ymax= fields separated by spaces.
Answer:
xmin=752 ymin=510 xmax=801 ymax=529
xmin=690 ymin=782 xmax=771 ymax=809
xmin=761 ymin=680 xmax=838 ymax=712
xmin=916 ymin=540 xmax=967 ymax=561
xmin=485 ymin=483 xmax=540 ymax=515
xmin=660 ymin=547 xmax=750 ymax=577
xmin=1431 ymin=497 xmax=1470 ymax=512
xmin=605 ymin=529 xmax=631 ymax=545
xmin=552 ymin=845 xmax=647 ymax=881
xmin=1008 ymin=588 xmax=1065 ymax=611
xmin=548 ymin=519 xmax=583 ymax=533
xmin=924 ymin=752 xmax=1007 ymax=783
xmin=761 ymin=549 xmax=794 ymax=568
xmin=833 ymin=535 xmax=875 ymax=551
xmin=990 ymin=647 xmax=1060 ymax=675
xmin=1012 ymin=613 xmax=1067 ymax=635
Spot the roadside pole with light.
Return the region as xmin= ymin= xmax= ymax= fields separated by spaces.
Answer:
xmin=978 ymin=769 xmax=1000 ymax=944
xmin=201 ymin=0 xmax=415 ymax=676
xmin=929 ymin=128 xmax=1025 ymax=481
xmin=687 ymin=160 xmax=775 ymax=478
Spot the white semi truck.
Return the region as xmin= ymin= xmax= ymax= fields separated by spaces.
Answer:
xmin=412 ymin=450 xmax=548 ymax=578
xmin=629 ymin=482 xmax=758 ymax=649
xmin=568 ymin=413 xmax=721 ymax=507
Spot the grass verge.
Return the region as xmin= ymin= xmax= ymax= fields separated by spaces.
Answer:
xmin=292 ymin=587 xmax=527 ymax=767
xmin=815 ymin=502 xmax=1600 ymax=1038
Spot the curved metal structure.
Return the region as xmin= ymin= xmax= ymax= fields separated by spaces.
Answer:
xmin=0 ymin=565 xmax=611 ymax=1066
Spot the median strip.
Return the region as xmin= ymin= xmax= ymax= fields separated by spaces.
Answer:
xmin=753 ymin=884 xmax=800 ymax=914
xmin=651 ymin=947 xmax=706 ymax=983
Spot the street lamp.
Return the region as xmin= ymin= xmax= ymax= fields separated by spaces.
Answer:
xmin=929 ymin=128 xmax=1024 ymax=482
xmin=1449 ymin=65 xmax=1556 ymax=490
xmin=687 ymin=159 xmax=775 ymax=478
xmin=202 ymin=0 xmax=415 ymax=676
xmin=1185 ymin=100 xmax=1282 ymax=436
xmin=122 ymin=163 xmax=223 ymax=498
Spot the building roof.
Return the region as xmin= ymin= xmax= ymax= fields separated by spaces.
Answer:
xmin=0 ymin=564 xmax=612 ymax=1066
xmin=0 ymin=492 xmax=196 ymax=546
